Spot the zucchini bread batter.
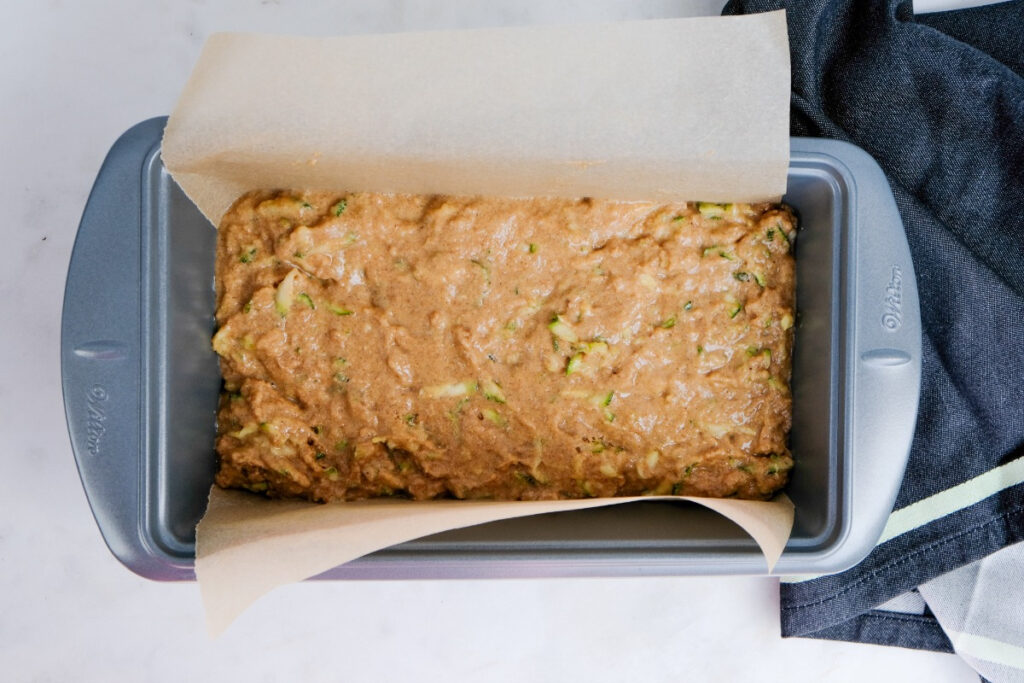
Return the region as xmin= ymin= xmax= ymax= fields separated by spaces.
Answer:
xmin=212 ymin=191 xmax=796 ymax=501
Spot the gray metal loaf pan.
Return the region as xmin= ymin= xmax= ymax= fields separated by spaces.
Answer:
xmin=62 ymin=117 xmax=921 ymax=581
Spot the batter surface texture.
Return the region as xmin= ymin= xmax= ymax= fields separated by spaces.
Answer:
xmin=212 ymin=191 xmax=796 ymax=501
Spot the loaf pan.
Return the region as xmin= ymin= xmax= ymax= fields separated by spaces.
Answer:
xmin=62 ymin=117 xmax=921 ymax=580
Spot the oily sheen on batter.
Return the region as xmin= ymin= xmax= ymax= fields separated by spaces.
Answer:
xmin=212 ymin=191 xmax=796 ymax=502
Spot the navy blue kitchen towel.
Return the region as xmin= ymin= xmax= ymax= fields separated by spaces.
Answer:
xmin=722 ymin=0 xmax=1024 ymax=651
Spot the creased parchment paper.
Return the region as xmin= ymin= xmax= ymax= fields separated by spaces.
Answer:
xmin=163 ymin=12 xmax=790 ymax=226
xmin=199 ymin=488 xmax=794 ymax=637
xmin=162 ymin=11 xmax=794 ymax=637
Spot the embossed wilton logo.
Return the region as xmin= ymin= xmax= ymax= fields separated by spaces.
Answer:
xmin=85 ymin=385 xmax=108 ymax=456
xmin=882 ymin=265 xmax=903 ymax=331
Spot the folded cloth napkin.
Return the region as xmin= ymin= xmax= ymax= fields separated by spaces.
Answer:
xmin=722 ymin=0 xmax=1024 ymax=676
xmin=918 ymin=541 xmax=1024 ymax=681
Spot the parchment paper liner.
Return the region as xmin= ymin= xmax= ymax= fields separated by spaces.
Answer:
xmin=161 ymin=11 xmax=794 ymax=636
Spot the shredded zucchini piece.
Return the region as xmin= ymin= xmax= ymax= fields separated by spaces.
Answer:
xmin=777 ymin=222 xmax=792 ymax=250
xmin=548 ymin=315 xmax=578 ymax=343
xmin=698 ymin=202 xmax=726 ymax=220
xmin=702 ymin=245 xmax=735 ymax=260
xmin=481 ymin=379 xmax=506 ymax=404
xmin=231 ymin=423 xmax=258 ymax=439
xmin=328 ymin=304 xmax=353 ymax=316
xmin=422 ymin=380 xmax=478 ymax=398
xmin=577 ymin=340 xmax=609 ymax=355
xmin=482 ymin=408 xmax=507 ymax=427
xmin=275 ymin=270 xmax=300 ymax=317
xmin=514 ymin=471 xmax=539 ymax=486
xmin=470 ymin=259 xmax=491 ymax=286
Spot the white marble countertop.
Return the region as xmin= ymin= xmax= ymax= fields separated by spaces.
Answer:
xmin=1 ymin=1 xmax=980 ymax=680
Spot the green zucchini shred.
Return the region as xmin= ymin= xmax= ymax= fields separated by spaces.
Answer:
xmin=514 ymin=471 xmax=539 ymax=486
xmin=548 ymin=315 xmax=578 ymax=343
xmin=776 ymin=222 xmax=792 ymax=250
xmin=481 ymin=379 xmax=507 ymax=404
xmin=698 ymin=202 xmax=726 ymax=220
xmin=482 ymin=408 xmax=507 ymax=427
xmin=702 ymin=245 xmax=734 ymax=260
xmin=328 ymin=304 xmax=354 ymax=316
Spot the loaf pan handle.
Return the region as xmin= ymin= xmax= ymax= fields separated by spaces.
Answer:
xmin=844 ymin=141 xmax=922 ymax=561
xmin=62 ymin=118 xmax=169 ymax=578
